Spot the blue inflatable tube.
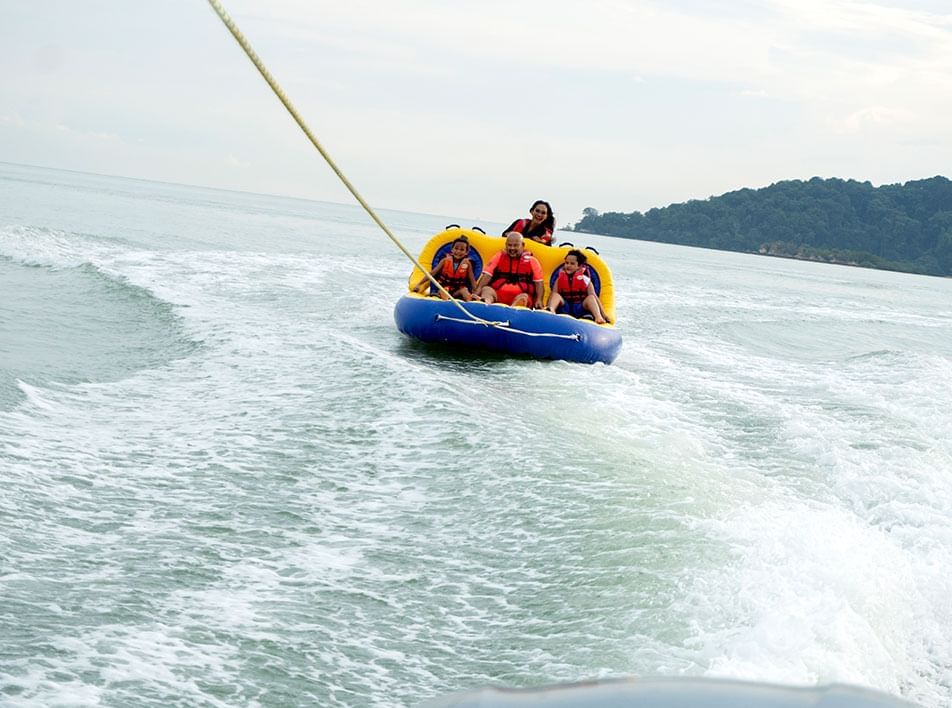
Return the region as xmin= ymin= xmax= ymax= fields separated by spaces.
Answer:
xmin=393 ymin=294 xmax=622 ymax=365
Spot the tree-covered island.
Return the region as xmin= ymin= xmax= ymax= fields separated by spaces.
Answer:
xmin=571 ymin=176 xmax=952 ymax=276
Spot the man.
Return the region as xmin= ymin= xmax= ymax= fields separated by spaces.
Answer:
xmin=472 ymin=232 xmax=544 ymax=308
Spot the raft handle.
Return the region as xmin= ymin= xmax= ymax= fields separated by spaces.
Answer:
xmin=584 ymin=245 xmax=600 ymax=255
xmin=445 ymin=224 xmax=461 ymax=230
xmin=558 ymin=241 xmax=575 ymax=248
xmin=471 ymin=226 xmax=486 ymax=234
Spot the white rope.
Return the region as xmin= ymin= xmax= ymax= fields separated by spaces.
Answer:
xmin=434 ymin=315 xmax=582 ymax=340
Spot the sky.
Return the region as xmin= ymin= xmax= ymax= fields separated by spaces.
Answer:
xmin=2 ymin=0 xmax=951 ymax=226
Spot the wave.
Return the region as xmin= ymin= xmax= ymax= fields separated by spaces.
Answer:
xmin=0 ymin=224 xmax=134 ymax=269
xmin=0 ymin=229 xmax=199 ymax=411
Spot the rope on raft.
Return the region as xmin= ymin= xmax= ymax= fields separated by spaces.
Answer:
xmin=205 ymin=0 xmax=502 ymax=328
xmin=434 ymin=315 xmax=582 ymax=340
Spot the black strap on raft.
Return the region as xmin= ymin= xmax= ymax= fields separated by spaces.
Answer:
xmin=445 ymin=224 xmax=460 ymax=229
xmin=558 ymin=241 xmax=575 ymax=248
xmin=584 ymin=245 xmax=599 ymax=255
xmin=471 ymin=226 xmax=485 ymax=234
xmin=491 ymin=259 xmax=533 ymax=292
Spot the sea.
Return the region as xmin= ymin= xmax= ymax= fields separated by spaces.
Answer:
xmin=1 ymin=161 xmax=951 ymax=707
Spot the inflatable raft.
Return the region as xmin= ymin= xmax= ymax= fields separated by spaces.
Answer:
xmin=393 ymin=227 xmax=622 ymax=364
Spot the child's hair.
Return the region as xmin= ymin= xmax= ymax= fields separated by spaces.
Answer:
xmin=452 ymin=236 xmax=470 ymax=250
xmin=566 ymin=249 xmax=587 ymax=265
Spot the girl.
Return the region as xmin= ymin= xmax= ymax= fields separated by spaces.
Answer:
xmin=413 ymin=236 xmax=478 ymax=300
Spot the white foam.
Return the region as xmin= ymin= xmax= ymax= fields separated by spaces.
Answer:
xmin=4 ymin=179 xmax=952 ymax=706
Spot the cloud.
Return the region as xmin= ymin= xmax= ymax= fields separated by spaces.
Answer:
xmin=0 ymin=113 xmax=27 ymax=128
xmin=160 ymin=0 xmax=952 ymax=217
xmin=3 ymin=0 xmax=952 ymax=221
xmin=837 ymin=105 xmax=914 ymax=134
xmin=51 ymin=122 xmax=123 ymax=143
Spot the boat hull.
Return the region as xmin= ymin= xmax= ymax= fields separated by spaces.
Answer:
xmin=394 ymin=295 xmax=622 ymax=365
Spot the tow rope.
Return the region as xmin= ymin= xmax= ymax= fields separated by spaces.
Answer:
xmin=206 ymin=0 xmax=571 ymax=339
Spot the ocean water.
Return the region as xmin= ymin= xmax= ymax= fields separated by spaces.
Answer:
xmin=1 ymin=161 xmax=951 ymax=707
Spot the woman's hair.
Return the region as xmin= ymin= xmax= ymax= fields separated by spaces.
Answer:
xmin=566 ymin=249 xmax=587 ymax=265
xmin=531 ymin=200 xmax=556 ymax=232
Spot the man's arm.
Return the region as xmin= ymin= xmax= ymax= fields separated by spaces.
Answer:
xmin=534 ymin=279 xmax=545 ymax=308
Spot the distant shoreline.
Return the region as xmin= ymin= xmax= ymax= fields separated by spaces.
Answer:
xmin=566 ymin=226 xmax=951 ymax=278
xmin=569 ymin=175 xmax=952 ymax=278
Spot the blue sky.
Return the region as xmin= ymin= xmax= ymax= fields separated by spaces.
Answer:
xmin=2 ymin=0 xmax=950 ymax=225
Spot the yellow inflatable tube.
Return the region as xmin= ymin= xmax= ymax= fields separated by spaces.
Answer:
xmin=407 ymin=228 xmax=616 ymax=322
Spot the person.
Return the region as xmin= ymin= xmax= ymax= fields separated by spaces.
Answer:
xmin=546 ymin=249 xmax=609 ymax=324
xmin=472 ymin=232 xmax=544 ymax=308
xmin=413 ymin=236 xmax=478 ymax=300
xmin=503 ymin=200 xmax=555 ymax=245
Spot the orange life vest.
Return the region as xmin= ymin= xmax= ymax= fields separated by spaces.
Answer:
xmin=489 ymin=252 xmax=536 ymax=296
xmin=556 ymin=267 xmax=590 ymax=303
xmin=509 ymin=219 xmax=553 ymax=246
xmin=438 ymin=256 xmax=471 ymax=291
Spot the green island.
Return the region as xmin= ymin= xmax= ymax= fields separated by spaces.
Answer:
xmin=570 ymin=176 xmax=952 ymax=277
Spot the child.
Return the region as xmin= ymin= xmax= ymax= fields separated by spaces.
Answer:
xmin=546 ymin=249 xmax=609 ymax=324
xmin=413 ymin=236 xmax=478 ymax=301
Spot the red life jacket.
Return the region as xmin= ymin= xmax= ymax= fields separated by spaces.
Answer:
xmin=556 ymin=267 xmax=590 ymax=303
xmin=438 ymin=256 xmax=471 ymax=291
xmin=510 ymin=219 xmax=553 ymax=246
xmin=489 ymin=252 xmax=536 ymax=295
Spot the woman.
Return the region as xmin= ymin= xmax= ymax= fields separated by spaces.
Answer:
xmin=503 ymin=200 xmax=555 ymax=246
